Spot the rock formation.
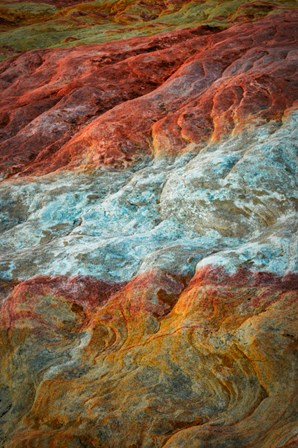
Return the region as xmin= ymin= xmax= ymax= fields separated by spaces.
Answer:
xmin=0 ymin=1 xmax=297 ymax=447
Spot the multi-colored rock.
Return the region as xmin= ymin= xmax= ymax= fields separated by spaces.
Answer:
xmin=1 ymin=11 xmax=298 ymax=177
xmin=0 ymin=1 xmax=297 ymax=447
xmin=1 ymin=0 xmax=296 ymax=60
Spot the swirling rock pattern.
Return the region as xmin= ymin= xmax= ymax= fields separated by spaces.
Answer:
xmin=0 ymin=1 xmax=297 ymax=447
xmin=1 ymin=269 xmax=297 ymax=447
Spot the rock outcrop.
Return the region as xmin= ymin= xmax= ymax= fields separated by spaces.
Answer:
xmin=0 ymin=11 xmax=297 ymax=177
xmin=0 ymin=1 xmax=297 ymax=447
xmin=1 ymin=268 xmax=297 ymax=447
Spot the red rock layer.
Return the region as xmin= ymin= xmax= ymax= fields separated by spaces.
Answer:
xmin=0 ymin=268 xmax=297 ymax=447
xmin=0 ymin=275 xmax=126 ymax=329
xmin=0 ymin=25 xmax=214 ymax=177
xmin=0 ymin=11 xmax=297 ymax=177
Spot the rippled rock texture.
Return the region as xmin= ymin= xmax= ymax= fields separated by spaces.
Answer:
xmin=1 ymin=11 xmax=298 ymax=177
xmin=0 ymin=2 xmax=298 ymax=447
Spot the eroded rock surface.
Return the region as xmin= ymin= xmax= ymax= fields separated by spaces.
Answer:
xmin=0 ymin=11 xmax=297 ymax=177
xmin=0 ymin=113 xmax=297 ymax=282
xmin=1 ymin=0 xmax=295 ymax=59
xmin=0 ymin=2 xmax=297 ymax=447
xmin=0 ymin=268 xmax=297 ymax=447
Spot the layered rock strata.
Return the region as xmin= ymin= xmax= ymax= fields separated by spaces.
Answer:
xmin=0 ymin=2 xmax=297 ymax=447
xmin=0 ymin=11 xmax=297 ymax=177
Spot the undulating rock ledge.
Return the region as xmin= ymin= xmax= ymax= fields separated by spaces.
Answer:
xmin=0 ymin=11 xmax=297 ymax=177
xmin=0 ymin=267 xmax=297 ymax=447
xmin=0 ymin=2 xmax=297 ymax=447
xmin=0 ymin=112 xmax=297 ymax=283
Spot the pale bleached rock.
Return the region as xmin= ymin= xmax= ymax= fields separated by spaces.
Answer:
xmin=0 ymin=114 xmax=297 ymax=283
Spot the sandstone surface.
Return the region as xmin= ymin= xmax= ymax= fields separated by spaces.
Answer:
xmin=0 ymin=11 xmax=297 ymax=177
xmin=0 ymin=2 xmax=297 ymax=447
